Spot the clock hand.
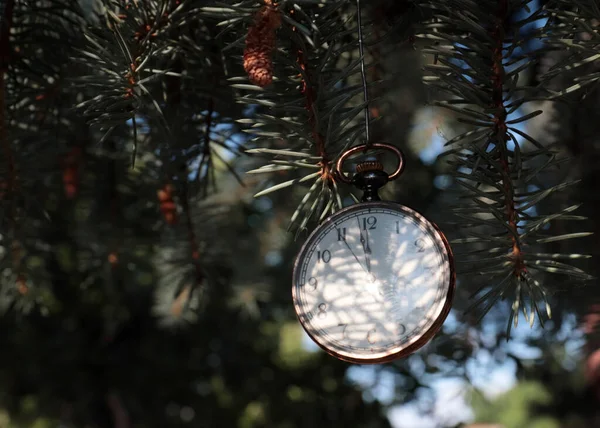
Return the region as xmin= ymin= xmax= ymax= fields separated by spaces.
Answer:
xmin=340 ymin=237 xmax=369 ymax=275
xmin=356 ymin=218 xmax=372 ymax=274
xmin=364 ymin=224 xmax=372 ymax=273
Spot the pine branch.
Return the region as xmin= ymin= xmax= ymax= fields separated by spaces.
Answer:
xmin=152 ymin=193 xmax=234 ymax=328
xmin=54 ymin=0 xmax=250 ymax=316
xmin=0 ymin=0 xmax=15 ymax=228
xmin=202 ymin=1 xmax=383 ymax=234
xmin=419 ymin=0 xmax=592 ymax=333
xmin=1 ymin=0 xmax=20 ymax=299
xmin=542 ymin=0 xmax=600 ymax=98
xmin=0 ymin=0 xmax=86 ymax=308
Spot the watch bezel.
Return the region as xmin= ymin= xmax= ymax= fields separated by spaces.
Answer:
xmin=291 ymin=201 xmax=456 ymax=364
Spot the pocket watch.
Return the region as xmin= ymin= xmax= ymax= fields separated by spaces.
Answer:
xmin=292 ymin=143 xmax=455 ymax=364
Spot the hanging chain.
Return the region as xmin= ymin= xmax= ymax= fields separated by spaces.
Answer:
xmin=356 ymin=0 xmax=371 ymax=146
xmin=336 ymin=2 xmax=406 ymax=189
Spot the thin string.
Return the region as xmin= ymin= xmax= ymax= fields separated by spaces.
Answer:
xmin=356 ymin=0 xmax=370 ymax=146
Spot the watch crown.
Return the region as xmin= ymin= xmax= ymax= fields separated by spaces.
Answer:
xmin=356 ymin=160 xmax=384 ymax=173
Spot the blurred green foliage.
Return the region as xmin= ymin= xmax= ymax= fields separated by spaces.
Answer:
xmin=471 ymin=382 xmax=560 ymax=428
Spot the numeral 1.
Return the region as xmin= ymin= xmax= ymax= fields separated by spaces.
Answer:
xmin=396 ymin=221 xmax=400 ymax=234
xmin=337 ymin=227 xmax=346 ymax=241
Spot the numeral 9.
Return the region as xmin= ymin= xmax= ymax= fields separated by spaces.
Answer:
xmin=304 ymin=277 xmax=318 ymax=290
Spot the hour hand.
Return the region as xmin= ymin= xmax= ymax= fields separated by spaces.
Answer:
xmin=364 ymin=227 xmax=372 ymax=272
xmin=364 ymin=246 xmax=371 ymax=273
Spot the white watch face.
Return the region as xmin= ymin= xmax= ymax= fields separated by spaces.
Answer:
xmin=292 ymin=202 xmax=453 ymax=363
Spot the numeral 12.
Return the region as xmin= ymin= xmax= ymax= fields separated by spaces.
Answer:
xmin=362 ymin=216 xmax=377 ymax=230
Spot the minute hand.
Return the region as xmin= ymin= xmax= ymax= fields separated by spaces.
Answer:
xmin=341 ymin=237 xmax=369 ymax=275
xmin=357 ymin=218 xmax=372 ymax=273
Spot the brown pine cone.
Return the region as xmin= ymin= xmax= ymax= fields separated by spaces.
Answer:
xmin=243 ymin=3 xmax=281 ymax=87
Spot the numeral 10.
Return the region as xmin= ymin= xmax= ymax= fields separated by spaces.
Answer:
xmin=317 ymin=250 xmax=331 ymax=263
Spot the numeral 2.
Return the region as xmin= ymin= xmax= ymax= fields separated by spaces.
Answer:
xmin=415 ymin=238 xmax=425 ymax=252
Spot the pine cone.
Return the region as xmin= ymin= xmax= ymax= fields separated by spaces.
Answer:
xmin=62 ymin=147 xmax=82 ymax=199
xmin=243 ymin=3 xmax=281 ymax=87
xmin=157 ymin=184 xmax=178 ymax=225
xmin=16 ymin=274 xmax=28 ymax=295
